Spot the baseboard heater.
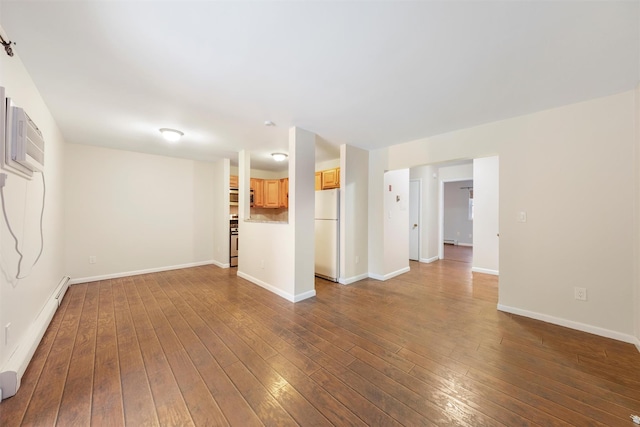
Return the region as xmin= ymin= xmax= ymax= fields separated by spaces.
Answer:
xmin=0 ymin=276 xmax=70 ymax=400
xmin=444 ymin=239 xmax=458 ymax=245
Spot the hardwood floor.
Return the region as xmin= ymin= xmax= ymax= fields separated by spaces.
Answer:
xmin=2 ymin=259 xmax=639 ymax=426
xmin=443 ymin=244 xmax=472 ymax=263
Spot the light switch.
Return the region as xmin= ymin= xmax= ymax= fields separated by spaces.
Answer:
xmin=518 ymin=211 xmax=527 ymax=223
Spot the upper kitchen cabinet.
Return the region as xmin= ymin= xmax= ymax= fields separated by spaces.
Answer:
xmin=230 ymin=175 xmax=239 ymax=188
xmin=279 ymin=178 xmax=289 ymax=208
xmin=317 ymin=167 xmax=340 ymax=190
xmin=251 ymin=178 xmax=264 ymax=207
xmin=263 ymin=179 xmax=280 ymax=208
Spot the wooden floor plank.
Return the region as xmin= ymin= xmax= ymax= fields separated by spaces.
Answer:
xmin=20 ymin=283 xmax=86 ymax=426
xmin=2 ymin=251 xmax=640 ymax=426
xmin=91 ymin=281 xmax=125 ymax=426
xmin=56 ymin=282 xmax=99 ymax=426
xmin=113 ymin=278 xmax=160 ymax=426
xmin=0 ymin=285 xmax=71 ymax=427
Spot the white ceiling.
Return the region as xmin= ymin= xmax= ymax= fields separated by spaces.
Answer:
xmin=1 ymin=1 xmax=638 ymax=171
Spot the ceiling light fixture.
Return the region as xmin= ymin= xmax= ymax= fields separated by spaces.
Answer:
xmin=264 ymin=121 xmax=276 ymax=127
xmin=271 ymin=153 xmax=288 ymax=161
xmin=159 ymin=128 xmax=184 ymax=142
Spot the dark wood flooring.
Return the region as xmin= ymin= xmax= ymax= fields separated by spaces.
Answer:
xmin=1 ymin=258 xmax=639 ymax=426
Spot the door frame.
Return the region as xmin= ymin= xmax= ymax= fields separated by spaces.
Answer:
xmin=409 ymin=179 xmax=421 ymax=261
xmin=438 ymin=178 xmax=473 ymax=260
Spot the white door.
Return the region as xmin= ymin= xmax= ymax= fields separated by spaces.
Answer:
xmin=409 ymin=180 xmax=420 ymax=261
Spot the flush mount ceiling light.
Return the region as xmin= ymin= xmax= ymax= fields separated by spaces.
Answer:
xmin=271 ymin=153 xmax=288 ymax=161
xmin=159 ymin=128 xmax=184 ymax=142
xmin=264 ymin=120 xmax=276 ymax=127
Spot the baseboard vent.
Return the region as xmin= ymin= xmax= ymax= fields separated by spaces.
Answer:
xmin=0 ymin=275 xmax=69 ymax=400
xmin=444 ymin=239 xmax=458 ymax=245
xmin=55 ymin=276 xmax=70 ymax=306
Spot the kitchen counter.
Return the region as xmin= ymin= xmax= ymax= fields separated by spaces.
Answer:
xmin=244 ymin=219 xmax=288 ymax=224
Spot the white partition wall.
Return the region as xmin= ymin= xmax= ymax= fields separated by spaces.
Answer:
xmin=472 ymin=156 xmax=499 ymax=275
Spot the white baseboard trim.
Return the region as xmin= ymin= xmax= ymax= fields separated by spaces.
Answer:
xmin=236 ymin=271 xmax=316 ymax=303
xmin=458 ymin=243 xmax=473 ymax=247
xmin=420 ymin=256 xmax=439 ymax=264
xmin=211 ymin=259 xmax=230 ymax=269
xmin=0 ymin=276 xmax=70 ymax=400
xmin=369 ymin=266 xmax=411 ymax=282
xmin=472 ymin=267 xmax=499 ymax=276
xmin=68 ymin=260 xmax=216 ymax=285
xmin=498 ymin=304 xmax=640 ymax=350
xmin=338 ymin=273 xmax=369 ymax=285
xmin=293 ymin=289 xmax=317 ymax=302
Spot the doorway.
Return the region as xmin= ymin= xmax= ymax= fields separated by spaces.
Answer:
xmin=442 ymin=180 xmax=473 ymax=262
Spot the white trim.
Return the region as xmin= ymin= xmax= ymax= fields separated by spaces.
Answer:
xmin=0 ymin=276 xmax=69 ymax=399
xmin=338 ymin=273 xmax=369 ymax=285
xmin=211 ymin=259 xmax=230 ymax=269
xmin=369 ymin=266 xmax=410 ymax=281
xmin=236 ymin=271 xmax=316 ymax=303
xmin=498 ymin=304 xmax=640 ymax=351
xmin=472 ymin=267 xmax=499 ymax=275
xmin=458 ymin=243 xmax=473 ymax=247
xmin=409 ymin=179 xmax=422 ymax=261
xmin=420 ymin=256 xmax=439 ymax=264
xmin=292 ymin=289 xmax=317 ymax=302
xmin=68 ymin=260 xmax=215 ymax=285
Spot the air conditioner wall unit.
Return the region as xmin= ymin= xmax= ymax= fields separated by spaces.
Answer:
xmin=12 ymin=107 xmax=44 ymax=172
xmin=1 ymin=93 xmax=45 ymax=180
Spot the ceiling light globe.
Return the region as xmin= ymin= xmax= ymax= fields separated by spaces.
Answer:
xmin=159 ymin=128 xmax=184 ymax=142
xmin=271 ymin=153 xmax=287 ymax=161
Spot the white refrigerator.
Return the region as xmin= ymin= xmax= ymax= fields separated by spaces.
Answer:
xmin=315 ymin=188 xmax=339 ymax=282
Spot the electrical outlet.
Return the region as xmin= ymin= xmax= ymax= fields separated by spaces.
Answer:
xmin=260 ymin=260 xmax=265 ymax=269
xmin=355 ymin=255 xmax=359 ymax=264
xmin=574 ymin=287 xmax=587 ymax=301
xmin=89 ymin=256 xmax=96 ymax=264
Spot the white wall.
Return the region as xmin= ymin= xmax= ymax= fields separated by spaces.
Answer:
xmin=0 ymin=45 xmax=66 ymax=387
xmin=409 ymin=165 xmax=439 ymax=263
xmin=378 ymin=169 xmax=410 ymax=280
xmin=340 ymin=144 xmax=369 ymax=284
xmin=443 ymin=180 xmax=473 ymax=245
xmin=237 ymin=127 xmax=316 ymax=302
xmin=387 ymin=90 xmax=637 ymax=343
xmin=439 ymin=163 xmax=474 ymax=182
xmin=472 ymin=156 xmax=499 ymax=275
xmin=64 ymin=144 xmax=215 ymax=281
xmin=316 ymin=158 xmax=340 ymax=171
xmin=368 ymin=148 xmax=387 ymax=278
xmin=636 ymin=85 xmax=640 ymax=349
xmin=212 ymin=158 xmax=230 ymax=267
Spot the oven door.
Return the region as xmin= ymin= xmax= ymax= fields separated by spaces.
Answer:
xmin=230 ymin=233 xmax=238 ymax=267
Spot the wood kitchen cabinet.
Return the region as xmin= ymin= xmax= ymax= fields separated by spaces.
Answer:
xmin=315 ymin=172 xmax=322 ymax=191
xmin=229 ymin=175 xmax=238 ymax=188
xmin=319 ymin=167 xmax=340 ymax=190
xmin=250 ymin=178 xmax=264 ymax=207
xmin=279 ymin=178 xmax=289 ymax=208
xmin=263 ymin=179 xmax=280 ymax=208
